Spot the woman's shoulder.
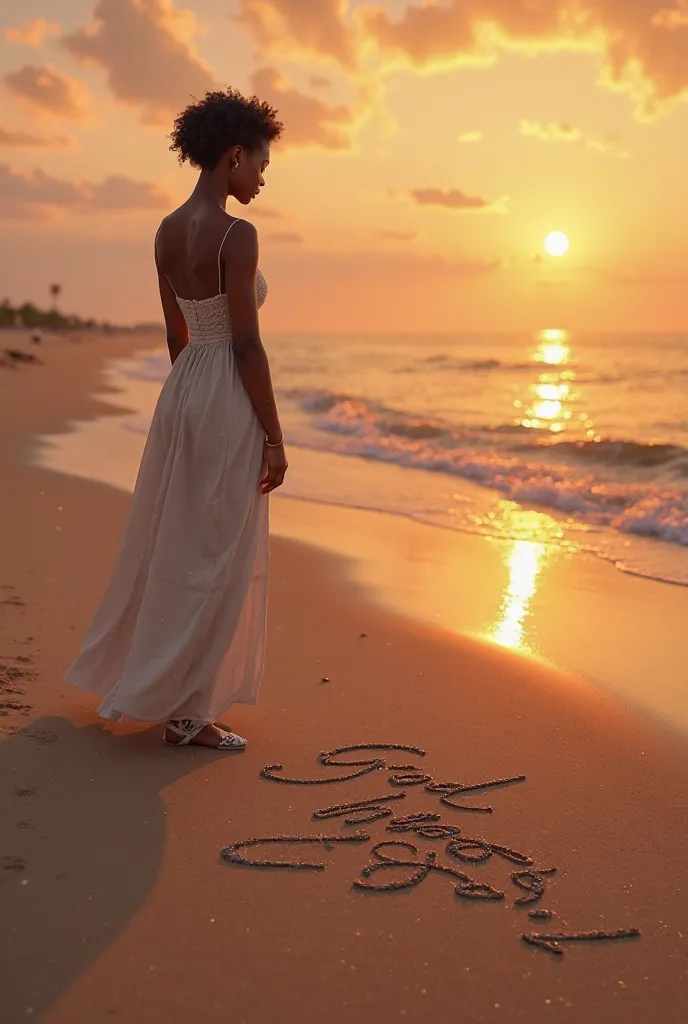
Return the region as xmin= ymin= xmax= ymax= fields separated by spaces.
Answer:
xmin=155 ymin=207 xmax=258 ymax=264
xmin=222 ymin=216 xmax=258 ymax=254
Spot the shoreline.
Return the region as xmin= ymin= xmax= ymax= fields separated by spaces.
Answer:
xmin=2 ymin=332 xmax=688 ymax=1023
xmin=29 ymin=334 xmax=688 ymax=592
xmin=13 ymin=329 xmax=688 ymax=735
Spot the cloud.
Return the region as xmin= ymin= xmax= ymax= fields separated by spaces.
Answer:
xmin=583 ymin=264 xmax=685 ymax=286
xmin=249 ymin=205 xmax=284 ymax=219
xmin=88 ymin=176 xmax=170 ymax=210
xmin=378 ymin=228 xmax=417 ymax=241
xmin=651 ymin=3 xmax=688 ymax=29
xmin=60 ymin=1 xmax=366 ymax=143
xmin=310 ymin=74 xmax=333 ymax=89
xmin=62 ymin=0 xmax=215 ymax=125
xmin=519 ymin=119 xmax=581 ymax=142
xmin=236 ymin=1 xmax=688 ymax=120
xmin=4 ymin=19 xmax=61 ymax=47
xmin=251 ymin=66 xmax=359 ymax=149
xmin=0 ymin=163 xmax=172 ymax=221
xmin=0 ymin=125 xmax=72 ymax=149
xmin=267 ymin=230 xmax=304 ymax=244
xmin=585 ymin=132 xmax=630 ymax=158
xmin=236 ymin=0 xmax=358 ymax=66
xmin=356 ymin=1 xmax=688 ymax=119
xmin=403 ymin=187 xmax=507 ymax=214
xmin=0 ymin=165 xmax=82 ymax=219
xmin=3 ymin=64 xmax=91 ymax=120
xmin=449 ymin=257 xmax=501 ymax=276
xmin=274 ymin=247 xmax=501 ymax=281
xmin=519 ymin=119 xmax=629 ymax=156
xmin=360 ymin=2 xmax=566 ymax=68
xmin=457 ymin=130 xmax=483 ymax=143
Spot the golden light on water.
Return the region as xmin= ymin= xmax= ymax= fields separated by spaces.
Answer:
xmin=536 ymin=329 xmax=570 ymax=367
xmin=491 ymin=540 xmax=548 ymax=650
xmin=536 ymin=382 xmax=570 ymax=401
xmin=488 ymin=508 xmax=560 ymax=652
xmin=544 ymin=231 xmax=570 ymax=257
xmin=518 ymin=329 xmax=575 ymax=433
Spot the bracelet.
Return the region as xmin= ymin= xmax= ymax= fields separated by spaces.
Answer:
xmin=265 ymin=435 xmax=283 ymax=447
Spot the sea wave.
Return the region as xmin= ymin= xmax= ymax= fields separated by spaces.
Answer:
xmin=285 ymin=389 xmax=688 ymax=547
xmin=545 ymin=438 xmax=688 ymax=470
xmin=114 ymin=361 xmax=688 ymax=551
xmin=292 ymin=388 xmax=688 ymax=465
xmin=417 ymin=355 xmax=539 ymax=373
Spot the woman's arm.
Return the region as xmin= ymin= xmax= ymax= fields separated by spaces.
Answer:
xmin=223 ymin=220 xmax=283 ymax=446
xmin=155 ymin=247 xmax=188 ymax=365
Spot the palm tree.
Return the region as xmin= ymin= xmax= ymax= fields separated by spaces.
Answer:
xmin=49 ymin=283 xmax=62 ymax=311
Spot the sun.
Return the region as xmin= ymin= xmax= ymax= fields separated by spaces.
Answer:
xmin=544 ymin=231 xmax=570 ymax=257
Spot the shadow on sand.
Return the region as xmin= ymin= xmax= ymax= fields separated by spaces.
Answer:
xmin=0 ymin=715 xmax=215 ymax=1021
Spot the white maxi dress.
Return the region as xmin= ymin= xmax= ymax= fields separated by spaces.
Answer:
xmin=65 ymin=223 xmax=269 ymax=723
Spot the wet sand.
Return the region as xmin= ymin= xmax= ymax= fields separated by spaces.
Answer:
xmin=1 ymin=330 xmax=687 ymax=1024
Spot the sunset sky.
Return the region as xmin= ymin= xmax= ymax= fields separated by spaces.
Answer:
xmin=1 ymin=0 xmax=687 ymax=332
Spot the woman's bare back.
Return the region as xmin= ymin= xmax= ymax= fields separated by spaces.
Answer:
xmin=156 ymin=200 xmax=241 ymax=301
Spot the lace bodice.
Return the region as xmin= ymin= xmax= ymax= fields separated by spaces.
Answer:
xmin=177 ymin=270 xmax=267 ymax=345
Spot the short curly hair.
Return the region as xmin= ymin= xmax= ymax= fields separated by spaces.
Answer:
xmin=170 ymin=88 xmax=283 ymax=169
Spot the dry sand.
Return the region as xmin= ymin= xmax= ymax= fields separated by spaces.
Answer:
xmin=1 ymin=331 xmax=687 ymax=1024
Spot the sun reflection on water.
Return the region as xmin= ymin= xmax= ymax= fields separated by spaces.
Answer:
xmin=491 ymin=539 xmax=547 ymax=650
xmin=487 ymin=507 xmax=562 ymax=652
xmin=536 ymin=328 xmax=569 ymax=367
xmin=517 ymin=328 xmax=579 ymax=435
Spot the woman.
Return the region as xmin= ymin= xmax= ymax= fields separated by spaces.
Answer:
xmin=65 ymin=88 xmax=288 ymax=750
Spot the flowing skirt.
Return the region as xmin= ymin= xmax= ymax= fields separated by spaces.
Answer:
xmin=65 ymin=339 xmax=268 ymax=722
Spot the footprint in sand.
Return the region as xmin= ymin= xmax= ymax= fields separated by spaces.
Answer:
xmin=0 ymin=663 xmax=35 ymax=684
xmin=2 ymin=855 xmax=26 ymax=872
xmin=0 ymin=701 xmax=31 ymax=717
xmin=25 ymin=729 xmax=58 ymax=745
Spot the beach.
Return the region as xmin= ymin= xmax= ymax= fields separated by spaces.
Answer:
xmin=2 ymin=330 xmax=688 ymax=1024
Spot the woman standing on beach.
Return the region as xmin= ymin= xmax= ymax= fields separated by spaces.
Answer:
xmin=65 ymin=89 xmax=287 ymax=750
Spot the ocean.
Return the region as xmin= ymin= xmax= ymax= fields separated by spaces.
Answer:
xmin=37 ymin=328 xmax=688 ymax=588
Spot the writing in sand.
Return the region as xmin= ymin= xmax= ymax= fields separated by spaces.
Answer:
xmin=220 ymin=744 xmax=641 ymax=958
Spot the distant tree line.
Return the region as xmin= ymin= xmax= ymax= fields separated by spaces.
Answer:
xmin=0 ymin=298 xmax=101 ymax=331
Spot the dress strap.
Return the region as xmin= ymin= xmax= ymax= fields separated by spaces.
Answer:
xmin=217 ymin=219 xmax=240 ymax=292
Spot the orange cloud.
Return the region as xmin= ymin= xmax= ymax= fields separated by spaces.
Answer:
xmin=0 ymin=125 xmax=72 ymax=149
xmin=405 ymin=187 xmax=506 ymax=214
xmin=243 ymin=0 xmax=688 ymax=119
xmin=583 ymin=264 xmax=686 ymax=286
xmin=457 ymin=130 xmax=483 ymax=143
xmin=519 ymin=119 xmax=629 ymax=156
xmin=251 ymin=67 xmax=359 ymax=149
xmin=0 ymin=164 xmax=82 ymax=219
xmin=651 ymin=2 xmax=688 ymax=29
xmin=519 ymin=119 xmax=581 ymax=142
xmin=236 ymin=0 xmax=358 ymax=66
xmin=267 ymin=230 xmax=304 ymax=244
xmin=360 ymin=1 xmax=688 ymax=118
xmin=88 ymin=175 xmax=170 ymax=211
xmin=249 ymin=205 xmax=284 ymax=219
xmin=62 ymin=0 xmax=215 ymax=125
xmin=0 ymin=163 xmax=171 ymax=221
xmin=4 ymin=19 xmax=61 ymax=47
xmin=586 ymin=132 xmax=630 ymax=157
xmin=3 ymin=64 xmax=91 ymax=120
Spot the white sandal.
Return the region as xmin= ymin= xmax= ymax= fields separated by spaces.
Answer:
xmin=164 ymin=718 xmax=247 ymax=751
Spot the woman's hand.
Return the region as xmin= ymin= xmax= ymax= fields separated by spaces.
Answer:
xmin=260 ymin=441 xmax=288 ymax=494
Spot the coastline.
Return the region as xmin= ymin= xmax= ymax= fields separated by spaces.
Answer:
xmin=18 ymin=331 xmax=688 ymax=734
xmin=1 ymin=331 xmax=688 ymax=1023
